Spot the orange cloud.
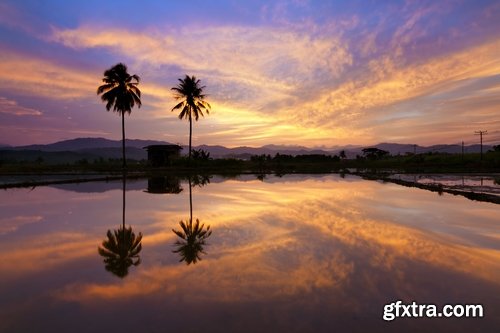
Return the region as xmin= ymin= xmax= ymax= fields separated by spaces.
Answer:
xmin=51 ymin=25 xmax=351 ymax=90
xmin=0 ymin=97 xmax=42 ymax=116
xmin=0 ymin=232 xmax=97 ymax=278
xmin=286 ymin=39 xmax=500 ymax=145
xmin=0 ymin=51 xmax=97 ymax=99
xmin=0 ymin=215 xmax=42 ymax=234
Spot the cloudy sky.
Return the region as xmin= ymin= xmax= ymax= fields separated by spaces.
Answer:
xmin=0 ymin=0 xmax=499 ymax=147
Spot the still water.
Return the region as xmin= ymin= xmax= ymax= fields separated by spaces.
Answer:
xmin=0 ymin=174 xmax=499 ymax=332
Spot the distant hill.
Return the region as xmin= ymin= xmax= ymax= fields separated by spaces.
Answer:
xmin=16 ymin=137 xmax=173 ymax=151
xmin=0 ymin=138 xmax=494 ymax=163
xmin=263 ymin=144 xmax=311 ymax=151
xmin=197 ymin=144 xmax=332 ymax=158
xmin=3 ymin=138 xmax=175 ymax=162
xmin=0 ymin=147 xmax=151 ymax=164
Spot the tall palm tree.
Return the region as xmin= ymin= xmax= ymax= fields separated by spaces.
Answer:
xmin=171 ymin=75 xmax=211 ymax=161
xmin=97 ymin=63 xmax=141 ymax=169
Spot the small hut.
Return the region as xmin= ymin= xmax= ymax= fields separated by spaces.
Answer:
xmin=144 ymin=145 xmax=183 ymax=167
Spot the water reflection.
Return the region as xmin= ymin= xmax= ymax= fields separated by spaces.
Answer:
xmin=1 ymin=174 xmax=499 ymax=332
xmin=172 ymin=218 xmax=212 ymax=264
xmin=98 ymin=173 xmax=143 ymax=278
xmin=190 ymin=173 xmax=211 ymax=187
xmin=172 ymin=176 xmax=212 ymax=264
xmin=145 ymin=176 xmax=183 ymax=194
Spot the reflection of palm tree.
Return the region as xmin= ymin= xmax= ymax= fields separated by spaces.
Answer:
xmin=190 ymin=174 xmax=211 ymax=187
xmin=172 ymin=219 xmax=212 ymax=265
xmin=171 ymin=75 xmax=211 ymax=161
xmin=97 ymin=63 xmax=141 ymax=169
xmin=98 ymin=226 xmax=142 ymax=277
xmin=172 ymin=176 xmax=212 ymax=264
xmin=98 ymin=173 xmax=143 ymax=278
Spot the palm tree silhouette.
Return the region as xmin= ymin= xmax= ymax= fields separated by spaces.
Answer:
xmin=98 ymin=173 xmax=143 ymax=278
xmin=97 ymin=63 xmax=141 ymax=169
xmin=172 ymin=218 xmax=212 ymax=265
xmin=190 ymin=174 xmax=211 ymax=188
xmin=171 ymin=75 xmax=211 ymax=161
xmin=172 ymin=177 xmax=212 ymax=264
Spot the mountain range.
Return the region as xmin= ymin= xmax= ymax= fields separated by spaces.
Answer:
xmin=0 ymin=137 xmax=493 ymax=163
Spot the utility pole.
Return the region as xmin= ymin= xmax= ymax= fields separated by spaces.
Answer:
xmin=461 ymin=141 xmax=464 ymax=161
xmin=474 ymin=130 xmax=488 ymax=160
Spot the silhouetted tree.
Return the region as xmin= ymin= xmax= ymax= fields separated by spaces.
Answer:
xmin=172 ymin=176 xmax=212 ymax=264
xmin=339 ymin=150 xmax=347 ymax=159
xmin=98 ymin=173 xmax=142 ymax=277
xmin=190 ymin=174 xmax=211 ymax=187
xmin=171 ymin=75 xmax=211 ymax=161
xmin=97 ymin=63 xmax=141 ymax=169
xmin=98 ymin=226 xmax=143 ymax=277
xmin=192 ymin=148 xmax=211 ymax=161
xmin=362 ymin=147 xmax=390 ymax=160
xmin=172 ymin=219 xmax=212 ymax=265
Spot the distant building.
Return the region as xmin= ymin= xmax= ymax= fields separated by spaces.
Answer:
xmin=144 ymin=145 xmax=182 ymax=167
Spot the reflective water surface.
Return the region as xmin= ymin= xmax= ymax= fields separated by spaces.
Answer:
xmin=0 ymin=174 xmax=499 ymax=332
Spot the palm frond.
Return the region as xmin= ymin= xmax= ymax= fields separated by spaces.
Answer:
xmin=97 ymin=83 xmax=116 ymax=95
xmin=171 ymin=101 xmax=185 ymax=111
xmin=97 ymin=63 xmax=141 ymax=114
xmin=178 ymin=106 xmax=189 ymax=120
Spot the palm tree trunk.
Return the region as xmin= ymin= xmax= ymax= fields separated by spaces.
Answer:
xmin=122 ymin=171 xmax=126 ymax=230
xmin=122 ymin=112 xmax=126 ymax=169
xmin=188 ymin=177 xmax=193 ymax=222
xmin=189 ymin=113 xmax=192 ymax=162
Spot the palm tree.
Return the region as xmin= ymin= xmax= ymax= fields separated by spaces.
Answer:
xmin=98 ymin=173 xmax=143 ymax=278
xmin=97 ymin=63 xmax=141 ymax=169
xmin=171 ymin=75 xmax=211 ymax=161
xmin=172 ymin=176 xmax=212 ymax=264
xmin=98 ymin=226 xmax=143 ymax=277
xmin=172 ymin=218 xmax=212 ymax=265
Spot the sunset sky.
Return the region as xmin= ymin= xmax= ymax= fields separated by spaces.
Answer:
xmin=0 ymin=0 xmax=499 ymax=148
